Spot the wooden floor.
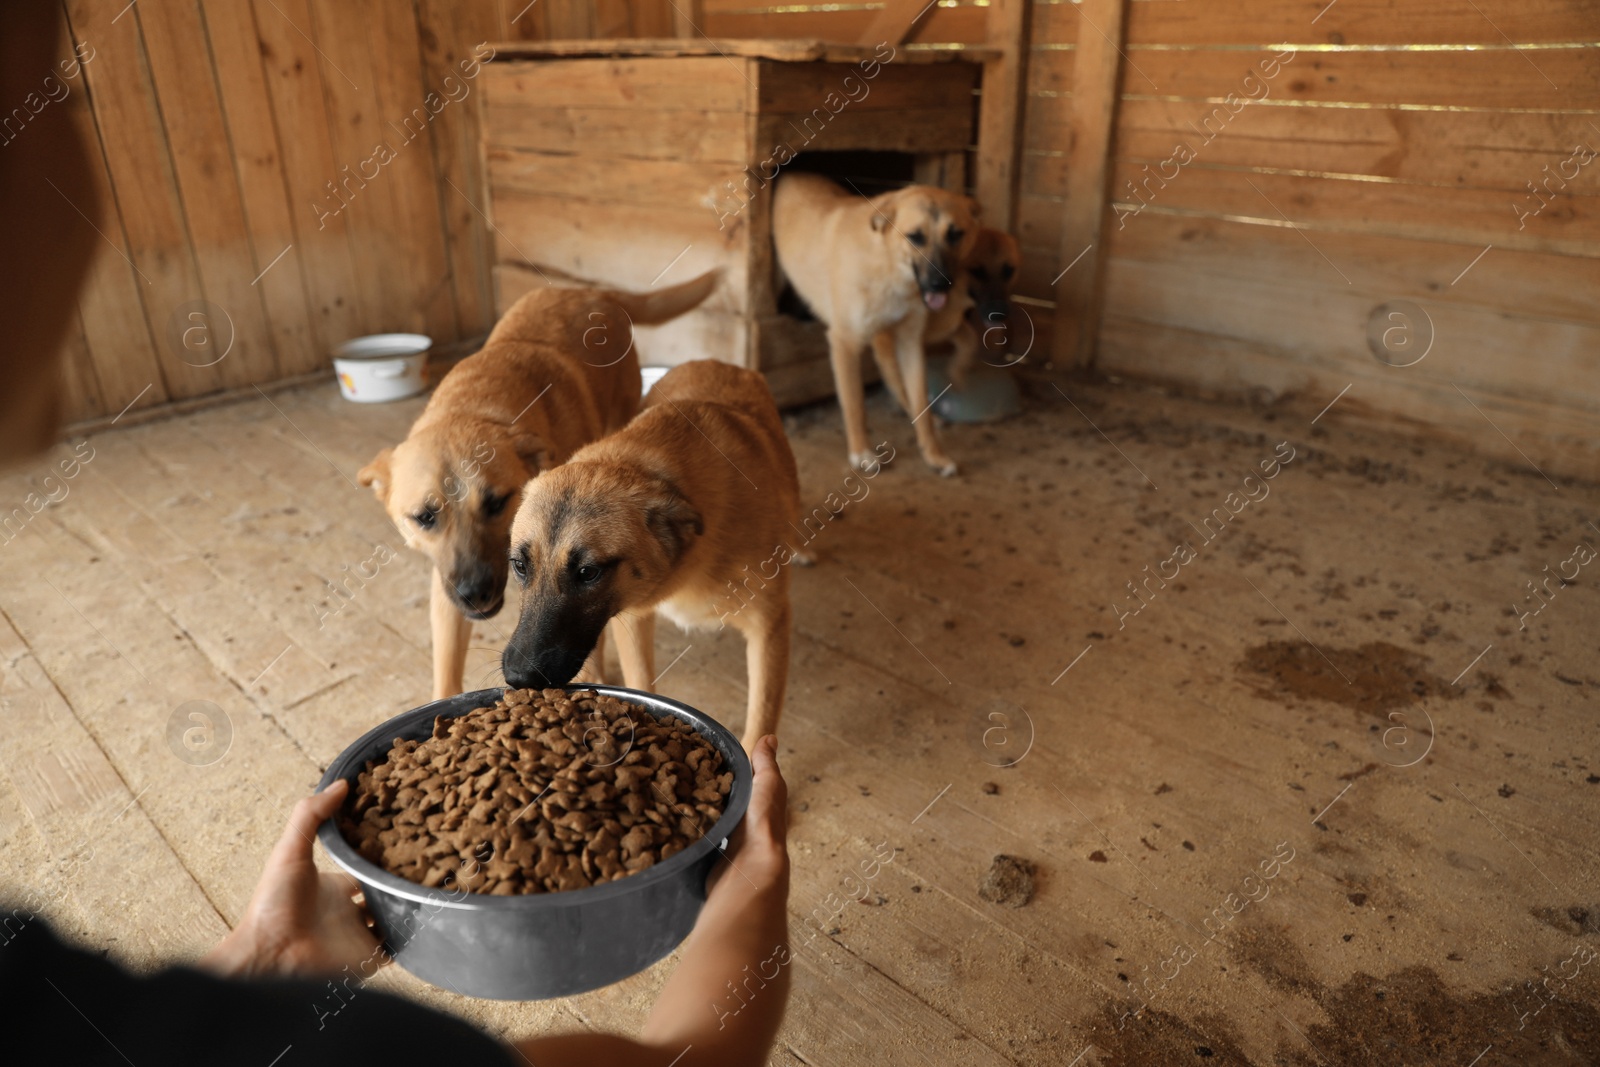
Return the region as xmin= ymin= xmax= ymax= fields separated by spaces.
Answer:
xmin=2 ymin=375 xmax=1597 ymax=1065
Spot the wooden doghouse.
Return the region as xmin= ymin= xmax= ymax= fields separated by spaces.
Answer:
xmin=477 ymin=39 xmax=993 ymax=406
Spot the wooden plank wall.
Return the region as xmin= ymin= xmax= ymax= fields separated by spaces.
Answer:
xmin=50 ymin=0 xmax=678 ymax=425
xmin=1085 ymin=0 xmax=1600 ymax=478
xmin=1016 ymin=2 xmax=1075 ymax=303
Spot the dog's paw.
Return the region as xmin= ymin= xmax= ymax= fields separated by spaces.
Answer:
xmin=792 ymin=549 xmax=817 ymax=567
xmin=925 ymin=453 xmax=959 ymax=478
xmin=850 ymin=452 xmax=884 ymax=476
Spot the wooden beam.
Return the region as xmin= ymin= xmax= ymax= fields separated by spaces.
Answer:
xmin=1051 ymin=0 xmax=1127 ymax=370
xmin=914 ymin=150 xmax=967 ymax=192
xmin=673 ymin=0 xmax=704 ymax=38
xmin=974 ymin=0 xmax=1031 ymax=229
xmin=857 ymin=0 xmax=936 ymax=47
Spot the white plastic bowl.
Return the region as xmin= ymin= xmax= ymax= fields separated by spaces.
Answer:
xmin=640 ymin=365 xmax=670 ymax=396
xmin=333 ymin=333 xmax=431 ymax=403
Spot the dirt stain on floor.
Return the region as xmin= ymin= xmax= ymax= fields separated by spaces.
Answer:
xmin=1086 ymin=1004 xmax=1256 ymax=1065
xmin=1083 ymin=960 xmax=1600 ymax=1066
xmin=1228 ymin=925 xmax=1324 ymax=1000
xmin=1238 ymin=640 xmax=1459 ymax=718
xmin=1532 ymin=904 xmax=1598 ymax=938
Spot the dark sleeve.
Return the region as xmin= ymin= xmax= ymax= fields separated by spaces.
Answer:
xmin=0 ymin=913 xmax=516 ymax=1067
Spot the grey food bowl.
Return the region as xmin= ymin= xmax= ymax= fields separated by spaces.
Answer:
xmin=316 ymin=685 xmax=752 ymax=1000
xmin=928 ymin=360 xmax=1022 ymax=424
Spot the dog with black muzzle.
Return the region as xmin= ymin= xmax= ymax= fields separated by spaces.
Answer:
xmin=871 ymin=226 xmax=1023 ymax=408
xmin=931 ymin=227 xmax=1022 ymax=391
xmin=500 ymin=359 xmax=801 ymax=751
xmin=357 ymin=271 xmax=719 ymax=700
xmin=773 ymin=173 xmax=978 ymax=476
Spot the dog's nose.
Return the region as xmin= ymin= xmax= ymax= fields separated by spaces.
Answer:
xmin=915 ymin=262 xmax=952 ymax=290
xmin=501 ymin=643 xmax=583 ymax=690
xmin=502 ymin=660 xmax=543 ymax=690
xmin=449 ymin=563 xmax=504 ymax=619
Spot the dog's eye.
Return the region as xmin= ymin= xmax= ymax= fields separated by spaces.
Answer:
xmin=946 ymin=227 xmax=964 ymax=245
xmin=576 ymin=563 xmax=602 ymax=585
xmin=510 ymin=556 xmax=527 ymax=581
xmin=1000 ymin=262 xmax=1016 ymax=281
xmin=970 ymin=266 xmax=989 ymax=282
xmin=412 ymin=509 xmax=437 ymax=530
xmin=907 ymin=229 xmax=926 ymax=247
xmin=483 ymin=492 xmax=509 ymax=518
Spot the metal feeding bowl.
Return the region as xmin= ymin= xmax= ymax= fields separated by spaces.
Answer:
xmin=316 ymin=685 xmax=752 ymax=1000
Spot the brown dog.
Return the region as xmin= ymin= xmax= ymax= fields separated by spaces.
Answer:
xmin=773 ymin=173 xmax=978 ymax=476
xmin=358 ymin=271 xmax=719 ymax=700
xmin=873 ymin=226 xmax=1022 ymax=407
xmin=927 ymin=227 xmax=1022 ymax=390
xmin=500 ymin=359 xmax=800 ymax=750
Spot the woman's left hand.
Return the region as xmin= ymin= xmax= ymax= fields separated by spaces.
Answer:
xmin=201 ymin=779 xmax=386 ymax=979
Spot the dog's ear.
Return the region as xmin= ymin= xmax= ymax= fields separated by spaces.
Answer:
xmin=357 ymin=447 xmax=394 ymax=501
xmin=511 ymin=430 xmax=551 ymax=474
xmin=869 ymin=192 xmax=898 ymax=233
xmin=646 ymin=486 xmax=703 ymax=563
xmin=964 ymin=195 xmax=983 ymax=221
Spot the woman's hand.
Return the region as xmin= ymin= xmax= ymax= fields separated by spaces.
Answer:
xmin=707 ymin=735 xmax=790 ymax=897
xmin=201 ymin=779 xmax=387 ymax=979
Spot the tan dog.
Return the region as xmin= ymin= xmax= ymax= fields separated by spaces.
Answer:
xmin=500 ymin=359 xmax=800 ymax=750
xmin=358 ymin=271 xmax=719 ymax=700
xmin=773 ymin=173 xmax=978 ymax=476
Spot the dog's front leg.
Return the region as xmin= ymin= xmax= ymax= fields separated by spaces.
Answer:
xmin=870 ymin=330 xmax=912 ymax=414
xmin=947 ymin=320 xmax=979 ymax=392
xmin=827 ymin=327 xmax=876 ymax=473
xmin=739 ymin=599 xmax=790 ymax=752
xmin=894 ymin=319 xmax=958 ymax=476
xmin=429 ymin=568 xmax=472 ymax=699
xmin=612 ymin=610 xmax=656 ymax=691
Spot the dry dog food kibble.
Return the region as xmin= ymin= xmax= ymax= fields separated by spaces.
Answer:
xmin=339 ymin=689 xmax=732 ymax=895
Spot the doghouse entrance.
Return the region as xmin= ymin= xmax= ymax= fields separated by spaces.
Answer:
xmin=787 ymin=149 xmax=917 ymax=198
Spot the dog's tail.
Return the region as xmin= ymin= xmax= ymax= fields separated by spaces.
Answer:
xmin=606 ymin=268 xmax=721 ymax=325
